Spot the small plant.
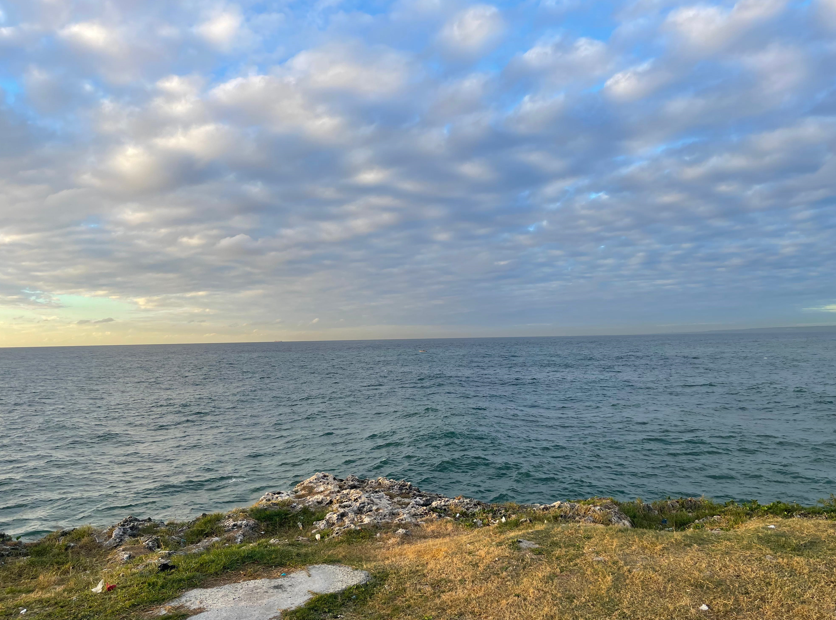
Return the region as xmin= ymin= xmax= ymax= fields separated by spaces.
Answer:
xmin=183 ymin=513 xmax=225 ymax=544
xmin=283 ymin=578 xmax=381 ymax=620
xmin=248 ymin=506 xmax=327 ymax=536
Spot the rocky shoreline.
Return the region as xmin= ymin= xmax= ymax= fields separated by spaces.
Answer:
xmin=1 ymin=472 xmax=633 ymax=559
xmin=258 ymin=472 xmax=633 ymax=534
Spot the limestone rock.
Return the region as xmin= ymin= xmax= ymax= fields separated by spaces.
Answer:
xmin=258 ymin=473 xmax=495 ymax=536
xmin=104 ymin=516 xmax=154 ymax=549
xmin=257 ymin=472 xmax=632 ymax=536
xmin=544 ymin=501 xmax=633 ymax=527
xmin=159 ymin=564 xmax=369 ymax=620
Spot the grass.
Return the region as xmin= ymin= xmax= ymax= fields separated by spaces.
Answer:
xmin=614 ymin=496 xmax=836 ymax=531
xmin=2 ymin=499 xmax=836 ymax=620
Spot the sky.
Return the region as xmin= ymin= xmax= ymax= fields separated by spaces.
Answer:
xmin=0 ymin=0 xmax=835 ymax=346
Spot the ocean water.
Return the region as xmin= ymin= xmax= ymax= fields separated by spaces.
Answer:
xmin=1 ymin=332 xmax=835 ymax=538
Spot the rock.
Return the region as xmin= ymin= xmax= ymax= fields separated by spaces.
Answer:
xmin=255 ymin=472 xmax=632 ymax=537
xmin=394 ymin=529 xmax=410 ymax=536
xmin=517 ymin=539 xmax=540 ymax=550
xmin=546 ymin=501 xmax=633 ymax=528
xmin=0 ymin=544 xmax=27 ymax=558
xmin=156 ymin=559 xmax=175 ymax=572
xmin=699 ymin=603 xmax=711 ymax=611
xmin=159 ymin=564 xmax=369 ymax=620
xmin=221 ymin=515 xmax=259 ymax=545
xmin=175 ymin=537 xmax=221 ymax=556
xmin=104 ymin=516 xmax=153 ymax=549
xmin=221 ymin=516 xmax=258 ymax=533
xmin=119 ymin=552 xmax=132 ymax=563
xmin=258 ymin=473 xmax=492 ymax=536
xmin=142 ymin=536 xmax=160 ymax=552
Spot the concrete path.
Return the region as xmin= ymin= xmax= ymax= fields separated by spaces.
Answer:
xmin=160 ymin=564 xmax=370 ymax=620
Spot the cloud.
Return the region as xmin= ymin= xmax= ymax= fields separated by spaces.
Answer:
xmin=286 ymin=43 xmax=412 ymax=98
xmin=438 ymin=5 xmax=504 ymax=56
xmin=0 ymin=0 xmax=834 ymax=346
xmin=664 ymin=0 xmax=788 ymax=55
xmin=512 ymin=35 xmax=610 ymax=86
xmin=59 ymin=21 xmax=115 ymax=51
xmin=605 ymin=60 xmax=672 ymax=102
xmin=818 ymin=0 xmax=836 ymax=29
xmin=195 ymin=8 xmax=243 ymax=50
xmin=77 ymin=317 xmax=115 ymax=325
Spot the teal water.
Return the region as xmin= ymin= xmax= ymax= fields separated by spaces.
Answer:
xmin=1 ymin=332 xmax=835 ymax=538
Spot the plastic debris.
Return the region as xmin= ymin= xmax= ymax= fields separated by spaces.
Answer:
xmin=19 ymin=609 xmax=26 ymax=615
xmin=92 ymin=580 xmax=105 ymax=593
xmin=767 ymin=525 xmax=776 ymax=529
xmin=699 ymin=604 xmax=710 ymax=611
xmin=315 ymin=533 xmax=321 ymax=541
xmin=106 ymin=584 xmax=116 ymax=592
xmin=501 ymin=516 xmax=506 ymax=523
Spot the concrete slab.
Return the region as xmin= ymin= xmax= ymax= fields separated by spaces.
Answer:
xmin=160 ymin=564 xmax=370 ymax=620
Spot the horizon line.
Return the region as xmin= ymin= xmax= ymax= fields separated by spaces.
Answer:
xmin=1 ymin=323 xmax=834 ymax=350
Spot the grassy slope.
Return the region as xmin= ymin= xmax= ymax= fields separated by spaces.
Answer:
xmin=2 ymin=500 xmax=835 ymax=620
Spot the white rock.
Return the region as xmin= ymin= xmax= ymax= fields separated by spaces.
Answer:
xmin=699 ymin=603 xmax=710 ymax=611
xmin=160 ymin=564 xmax=369 ymax=620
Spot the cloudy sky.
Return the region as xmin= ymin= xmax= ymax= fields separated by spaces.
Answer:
xmin=0 ymin=0 xmax=835 ymax=346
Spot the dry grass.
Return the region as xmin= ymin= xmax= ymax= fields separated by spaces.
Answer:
xmin=341 ymin=517 xmax=836 ymax=620
xmin=3 ymin=516 xmax=836 ymax=619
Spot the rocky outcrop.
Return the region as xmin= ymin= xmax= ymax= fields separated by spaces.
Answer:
xmin=0 ymin=532 xmax=27 ymax=559
xmin=538 ymin=500 xmax=635 ymax=527
xmin=86 ymin=473 xmax=632 ymax=549
xmin=104 ymin=516 xmax=157 ymax=548
xmin=257 ymin=472 xmax=633 ymax=535
xmin=221 ymin=514 xmax=259 ymax=543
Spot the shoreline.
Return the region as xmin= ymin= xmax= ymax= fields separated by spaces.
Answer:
xmin=4 ymin=472 xmax=835 ymax=549
xmin=2 ymin=473 xmax=836 ymax=620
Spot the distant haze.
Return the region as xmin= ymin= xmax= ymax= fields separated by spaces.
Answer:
xmin=0 ymin=0 xmax=835 ymax=346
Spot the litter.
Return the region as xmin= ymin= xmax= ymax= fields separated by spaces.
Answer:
xmin=92 ymin=580 xmax=105 ymax=593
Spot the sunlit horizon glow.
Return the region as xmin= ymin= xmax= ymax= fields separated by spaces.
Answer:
xmin=1 ymin=0 xmax=835 ymax=347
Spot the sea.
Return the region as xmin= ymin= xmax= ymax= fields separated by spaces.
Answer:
xmin=1 ymin=331 xmax=835 ymax=538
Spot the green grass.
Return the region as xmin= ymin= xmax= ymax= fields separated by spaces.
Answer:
xmin=614 ymin=496 xmax=836 ymax=530
xmin=3 ymin=495 xmax=836 ymax=620
xmin=181 ymin=513 xmax=225 ymax=544
xmin=283 ymin=578 xmax=383 ymax=620
xmin=247 ymin=505 xmax=328 ymax=537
